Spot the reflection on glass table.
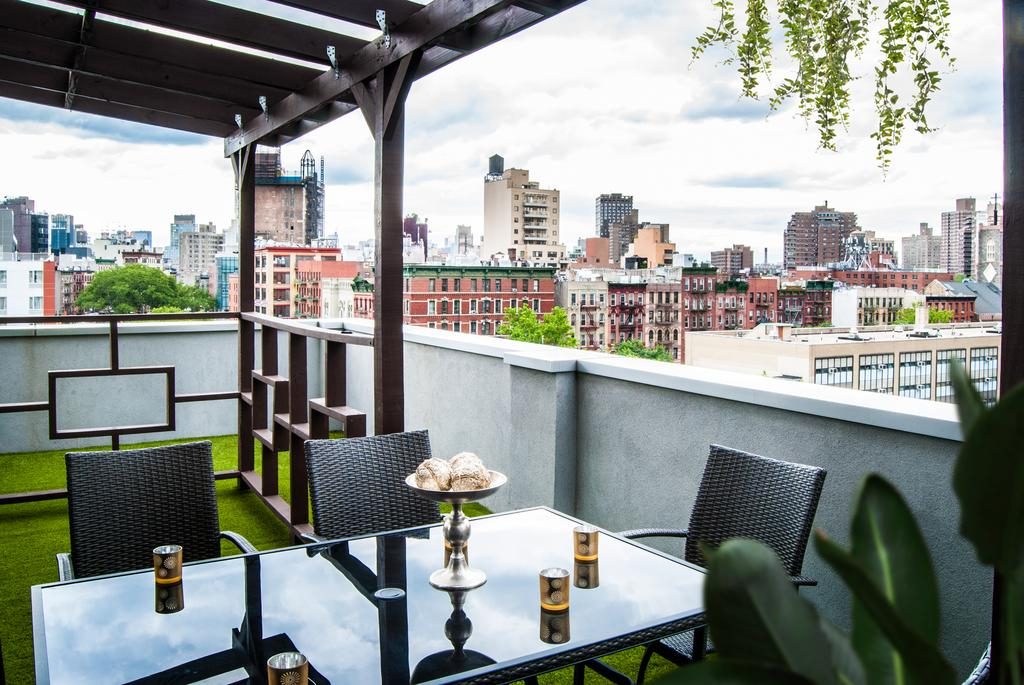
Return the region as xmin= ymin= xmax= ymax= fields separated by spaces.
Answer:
xmin=32 ymin=507 xmax=706 ymax=684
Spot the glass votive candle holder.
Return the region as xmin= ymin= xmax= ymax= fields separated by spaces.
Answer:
xmin=154 ymin=581 xmax=184 ymax=614
xmin=574 ymin=558 xmax=600 ymax=589
xmin=573 ymin=525 xmax=599 ymax=561
xmin=153 ymin=545 xmax=183 ymax=584
xmin=267 ymin=651 xmax=308 ymax=685
xmin=539 ymin=607 xmax=571 ymax=644
xmin=539 ymin=567 xmax=570 ymax=612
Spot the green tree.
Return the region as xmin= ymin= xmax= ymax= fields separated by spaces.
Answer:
xmin=893 ymin=307 xmax=954 ymax=325
xmin=76 ymin=264 xmax=217 ymax=314
xmin=615 ymin=338 xmax=673 ymax=362
xmin=497 ymin=305 xmax=577 ymax=348
xmin=694 ymin=0 xmax=954 ymax=170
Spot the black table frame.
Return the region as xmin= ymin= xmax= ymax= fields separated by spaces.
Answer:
xmin=32 ymin=506 xmax=707 ymax=684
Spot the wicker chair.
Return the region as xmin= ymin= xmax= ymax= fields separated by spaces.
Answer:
xmin=589 ymin=444 xmax=827 ymax=685
xmin=58 ymin=441 xmax=255 ymax=581
xmin=963 ymin=644 xmax=991 ymax=684
xmin=304 ymin=430 xmax=442 ymax=541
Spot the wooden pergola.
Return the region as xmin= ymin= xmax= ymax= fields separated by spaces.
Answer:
xmin=0 ymin=2 xmax=582 ymax=458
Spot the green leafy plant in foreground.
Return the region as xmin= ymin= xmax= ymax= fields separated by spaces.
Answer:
xmin=670 ymin=359 xmax=1023 ymax=684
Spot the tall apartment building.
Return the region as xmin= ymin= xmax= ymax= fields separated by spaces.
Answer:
xmin=0 ymin=253 xmax=55 ymax=315
xmin=0 ymin=197 xmax=33 ymax=251
xmin=456 ymin=225 xmax=474 ymax=254
xmin=901 ymin=223 xmax=942 ymax=270
xmin=403 ymin=265 xmax=556 ymax=335
xmin=482 ymin=156 xmax=565 ymax=263
xmin=687 ymin=322 xmax=1002 ymax=405
xmin=595 ymin=193 xmax=633 ymax=239
xmin=30 ymin=213 xmax=49 ymax=253
xmin=167 ymin=214 xmax=195 ymax=265
xmin=783 ymin=203 xmax=859 ymax=269
xmin=215 ymin=254 xmax=239 ymax=311
xmin=940 ymin=197 xmax=977 ymax=277
xmin=178 ymin=223 xmax=223 ymax=289
xmin=631 ymin=227 xmax=675 ymax=267
xmin=646 ymin=279 xmax=681 ymax=359
xmin=557 ymin=274 xmax=609 ymax=351
xmin=711 ymin=244 xmax=754 ymax=276
xmin=50 ymin=214 xmax=74 ymax=254
xmin=254 ymin=148 xmax=325 ymax=245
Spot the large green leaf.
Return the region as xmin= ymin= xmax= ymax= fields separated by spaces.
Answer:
xmin=815 ymin=532 xmax=956 ymax=685
xmin=703 ymin=539 xmax=837 ymax=685
xmin=950 ymin=359 xmax=986 ymax=438
xmin=953 ymin=379 xmax=1024 ymax=575
xmin=848 ymin=475 xmax=940 ymax=685
xmin=820 ymin=617 xmax=867 ymax=685
xmin=655 ymin=659 xmax=815 ymax=684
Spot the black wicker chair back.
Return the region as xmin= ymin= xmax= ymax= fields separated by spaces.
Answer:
xmin=65 ymin=441 xmax=222 ymax=578
xmin=685 ymin=444 xmax=826 ymax=575
xmin=304 ymin=430 xmax=441 ymax=540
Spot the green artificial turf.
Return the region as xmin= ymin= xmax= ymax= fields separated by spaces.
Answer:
xmin=0 ymin=435 xmax=680 ymax=684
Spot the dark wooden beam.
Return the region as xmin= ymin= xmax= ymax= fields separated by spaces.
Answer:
xmin=0 ymin=27 xmax=293 ymax=108
xmin=0 ymin=3 xmax=322 ymax=93
xmin=0 ymin=55 xmax=260 ymax=123
xmin=236 ymin=144 xmax=256 ymax=475
xmin=64 ymin=6 xmax=94 ymax=109
xmin=356 ymin=56 xmax=419 ymax=435
xmin=264 ymin=0 xmax=423 ymax=30
xmin=0 ymin=79 xmax=235 ymax=137
xmin=225 ymin=0 xmax=545 ymax=155
xmin=54 ymin=0 xmax=367 ymax=66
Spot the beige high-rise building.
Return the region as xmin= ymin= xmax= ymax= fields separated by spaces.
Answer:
xmin=178 ymin=223 xmax=223 ymax=288
xmin=940 ymin=197 xmax=977 ymax=277
xmin=483 ymin=156 xmax=565 ymax=263
xmin=901 ymin=223 xmax=942 ymax=270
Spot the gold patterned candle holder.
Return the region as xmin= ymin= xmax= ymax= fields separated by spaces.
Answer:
xmin=574 ymin=558 xmax=600 ymax=589
xmin=267 ymin=651 xmax=308 ymax=685
xmin=539 ymin=567 xmax=570 ymax=612
xmin=573 ymin=525 xmax=599 ymax=561
xmin=154 ymin=581 xmax=184 ymax=614
xmin=153 ymin=545 xmax=183 ymax=584
xmin=539 ymin=607 xmax=571 ymax=644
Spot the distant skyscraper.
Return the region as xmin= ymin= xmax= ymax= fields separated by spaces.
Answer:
xmin=178 ymin=223 xmax=223 ymax=287
xmin=595 ymin=193 xmax=634 ymax=239
xmin=215 ymin=253 xmax=239 ymax=311
xmin=456 ymin=224 xmax=474 ymax=254
xmin=783 ymin=202 xmax=859 ymax=269
xmin=50 ymin=214 xmax=74 ymax=254
xmin=940 ymin=197 xmax=976 ymax=277
xmin=74 ymin=225 xmax=88 ymax=245
xmin=901 ymin=223 xmax=942 ymax=270
xmin=482 ymin=156 xmax=565 ymax=262
xmin=168 ymin=214 xmax=196 ymax=265
xmin=0 ymin=208 xmax=14 ymax=253
xmin=0 ymin=196 xmax=33 ymax=251
xmin=30 ymin=213 xmax=49 ymax=253
xmin=711 ymin=244 xmax=754 ymax=276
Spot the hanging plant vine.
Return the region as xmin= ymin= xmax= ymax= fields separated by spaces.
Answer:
xmin=692 ymin=0 xmax=954 ymax=172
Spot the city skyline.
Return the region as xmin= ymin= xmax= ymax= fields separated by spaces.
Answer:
xmin=0 ymin=0 xmax=1002 ymax=261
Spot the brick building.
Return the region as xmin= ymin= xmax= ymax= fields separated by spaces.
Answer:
xmin=254 ymin=246 xmax=341 ymax=318
xmin=777 ymin=280 xmax=834 ymax=326
xmin=609 ymin=279 xmax=646 ymax=345
xmin=294 ymin=260 xmax=360 ymax=318
xmin=784 ymin=203 xmax=859 ymax=269
xmin=403 ymin=265 xmax=555 ymax=335
xmin=645 ymin=279 xmax=681 ymax=359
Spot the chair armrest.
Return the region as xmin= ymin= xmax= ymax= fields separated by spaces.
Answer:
xmin=219 ymin=530 xmax=257 ymax=554
xmin=791 ymin=575 xmax=817 ymax=587
xmin=619 ymin=528 xmax=689 ymax=540
xmin=301 ymin=532 xmax=327 ymax=544
xmin=56 ymin=552 xmax=75 ymax=582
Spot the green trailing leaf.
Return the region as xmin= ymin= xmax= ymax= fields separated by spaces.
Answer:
xmin=952 ymin=380 xmax=1024 ymax=575
xmin=702 ymin=539 xmax=838 ymax=684
xmin=848 ymin=475 xmax=940 ymax=685
xmin=654 ymin=659 xmax=815 ymax=684
xmin=950 ymin=358 xmax=986 ymax=438
xmin=815 ymin=532 xmax=956 ymax=685
xmin=693 ymin=0 xmax=954 ymax=171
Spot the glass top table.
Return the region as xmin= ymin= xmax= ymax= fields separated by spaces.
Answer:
xmin=32 ymin=507 xmax=706 ymax=684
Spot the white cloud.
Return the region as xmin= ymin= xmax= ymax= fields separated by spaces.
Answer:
xmin=0 ymin=0 xmax=1002 ymax=260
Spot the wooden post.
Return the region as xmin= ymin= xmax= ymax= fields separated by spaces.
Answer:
xmin=353 ymin=53 xmax=420 ymax=436
xmin=234 ymin=145 xmax=256 ymax=475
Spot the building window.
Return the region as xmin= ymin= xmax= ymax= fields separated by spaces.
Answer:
xmin=533 ymin=298 xmax=540 ymax=311
xmin=470 ymin=321 xmax=477 ymax=334
xmin=935 ymin=349 xmax=967 ymax=403
xmin=898 ymin=351 xmax=933 ymax=399
xmin=429 ymin=279 xmax=436 ymax=292
xmin=440 ymin=300 xmax=448 ymax=315
xmin=428 ymin=300 xmax=436 ymax=315
xmin=0 ymin=270 xmax=6 ymax=286
xmin=532 ymin=279 xmax=539 ymax=292
xmin=470 ymin=300 xmax=477 ymax=314
xmin=483 ymin=279 xmax=491 ymax=292
xmin=496 ymin=279 xmax=502 ymax=292
xmin=858 ymin=354 xmax=895 ymax=394
xmin=454 ymin=278 xmax=461 ymax=292
xmin=404 ymin=300 xmax=410 ymax=314
xmin=471 ymin=279 xmax=477 ymax=291
xmin=29 ymin=270 xmax=43 ymax=285
xmin=441 ymin=278 xmax=448 ymax=292
xmin=496 ymin=300 xmax=503 ymax=313
xmin=454 ymin=322 xmax=461 ymax=332
xmin=814 ymin=356 xmax=854 ymax=388
xmin=970 ymin=347 xmax=999 ymax=406
xmin=571 ymin=293 xmax=577 ymax=306
xmin=454 ymin=300 xmax=461 ymax=315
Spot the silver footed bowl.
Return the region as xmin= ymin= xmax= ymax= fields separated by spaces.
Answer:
xmin=404 ymin=471 xmax=507 ymax=504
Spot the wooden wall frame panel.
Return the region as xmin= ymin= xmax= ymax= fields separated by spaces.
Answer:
xmin=47 ymin=366 xmax=175 ymax=440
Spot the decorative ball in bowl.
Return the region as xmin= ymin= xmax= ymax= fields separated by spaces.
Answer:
xmin=405 ymin=453 xmax=506 ymax=590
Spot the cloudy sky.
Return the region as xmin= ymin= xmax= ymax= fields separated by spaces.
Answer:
xmin=0 ymin=0 xmax=1003 ymax=262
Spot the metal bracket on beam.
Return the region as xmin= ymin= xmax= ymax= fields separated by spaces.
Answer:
xmin=234 ymin=114 xmax=243 ymax=128
xmin=376 ymin=10 xmax=391 ymax=49
xmin=258 ymin=96 xmax=269 ymax=120
xmin=327 ymin=45 xmax=340 ymax=79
